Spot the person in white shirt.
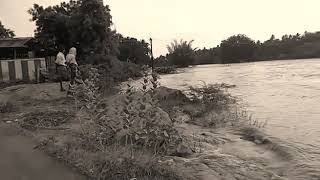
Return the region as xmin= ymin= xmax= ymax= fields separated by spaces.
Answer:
xmin=66 ymin=47 xmax=77 ymax=66
xmin=55 ymin=51 xmax=66 ymax=66
xmin=66 ymin=47 xmax=83 ymax=96
xmin=66 ymin=47 xmax=78 ymax=85
xmin=55 ymin=47 xmax=67 ymax=91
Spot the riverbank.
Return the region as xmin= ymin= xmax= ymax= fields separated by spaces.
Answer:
xmin=0 ymin=71 xmax=300 ymax=180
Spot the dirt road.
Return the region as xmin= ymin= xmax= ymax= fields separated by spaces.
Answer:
xmin=0 ymin=123 xmax=87 ymax=180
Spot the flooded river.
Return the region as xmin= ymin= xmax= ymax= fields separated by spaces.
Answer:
xmin=159 ymin=59 xmax=320 ymax=179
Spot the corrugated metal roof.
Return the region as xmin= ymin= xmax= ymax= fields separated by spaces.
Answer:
xmin=0 ymin=37 xmax=33 ymax=48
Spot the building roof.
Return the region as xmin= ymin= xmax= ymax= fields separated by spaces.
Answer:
xmin=0 ymin=37 xmax=33 ymax=48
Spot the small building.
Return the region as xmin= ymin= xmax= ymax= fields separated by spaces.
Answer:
xmin=0 ymin=37 xmax=35 ymax=60
xmin=0 ymin=37 xmax=46 ymax=82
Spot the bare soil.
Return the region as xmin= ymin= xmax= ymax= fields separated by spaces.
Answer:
xmin=0 ymin=83 xmax=87 ymax=180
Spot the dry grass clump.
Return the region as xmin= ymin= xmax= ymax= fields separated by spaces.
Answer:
xmin=20 ymin=111 xmax=74 ymax=131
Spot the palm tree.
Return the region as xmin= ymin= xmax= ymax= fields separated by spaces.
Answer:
xmin=166 ymin=39 xmax=197 ymax=67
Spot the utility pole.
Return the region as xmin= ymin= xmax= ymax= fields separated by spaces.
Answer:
xmin=149 ymin=38 xmax=154 ymax=73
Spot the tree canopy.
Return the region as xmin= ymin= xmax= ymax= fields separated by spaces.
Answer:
xmin=0 ymin=21 xmax=15 ymax=38
xmin=193 ymin=47 xmax=221 ymax=65
xmin=220 ymin=34 xmax=256 ymax=63
xmin=28 ymin=0 xmax=116 ymax=61
xmin=118 ymin=35 xmax=150 ymax=65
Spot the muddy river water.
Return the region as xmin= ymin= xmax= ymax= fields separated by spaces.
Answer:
xmin=159 ymin=59 xmax=320 ymax=179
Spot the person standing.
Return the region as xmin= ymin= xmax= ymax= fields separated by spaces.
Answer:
xmin=66 ymin=47 xmax=80 ymax=96
xmin=66 ymin=47 xmax=78 ymax=85
xmin=55 ymin=47 xmax=67 ymax=91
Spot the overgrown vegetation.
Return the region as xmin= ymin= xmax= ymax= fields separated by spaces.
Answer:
xmin=79 ymin=56 xmax=143 ymax=94
xmin=188 ymin=83 xmax=236 ymax=111
xmin=31 ymin=68 xmax=186 ymax=179
xmin=75 ymin=68 xmax=182 ymax=154
xmin=180 ymin=83 xmax=244 ymax=128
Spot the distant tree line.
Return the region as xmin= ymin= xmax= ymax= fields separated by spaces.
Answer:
xmin=254 ymin=32 xmax=320 ymax=61
xmin=157 ymin=32 xmax=320 ymax=67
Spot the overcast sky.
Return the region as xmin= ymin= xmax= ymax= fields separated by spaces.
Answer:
xmin=1 ymin=0 xmax=320 ymax=56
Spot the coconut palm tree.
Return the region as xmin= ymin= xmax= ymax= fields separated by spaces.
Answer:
xmin=167 ymin=39 xmax=197 ymax=67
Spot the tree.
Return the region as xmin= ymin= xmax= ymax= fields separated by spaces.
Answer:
xmin=29 ymin=0 xmax=117 ymax=61
xmin=220 ymin=34 xmax=256 ymax=63
xmin=118 ymin=36 xmax=150 ymax=65
xmin=0 ymin=21 xmax=15 ymax=38
xmin=167 ymin=39 xmax=196 ymax=67
xmin=269 ymin=34 xmax=275 ymax=41
xmin=193 ymin=48 xmax=220 ymax=65
xmin=28 ymin=2 xmax=78 ymax=54
xmin=154 ymin=55 xmax=169 ymax=67
xmin=72 ymin=0 xmax=114 ymax=57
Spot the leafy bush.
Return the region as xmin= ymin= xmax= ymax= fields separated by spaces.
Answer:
xmin=75 ymin=69 xmax=182 ymax=155
xmin=65 ymin=68 xmax=188 ymax=179
xmin=181 ymin=83 xmax=241 ymax=128
xmin=80 ymin=56 xmax=143 ymax=94
xmin=187 ymin=83 xmax=236 ymax=112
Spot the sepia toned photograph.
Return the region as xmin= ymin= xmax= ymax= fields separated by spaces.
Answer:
xmin=0 ymin=0 xmax=319 ymax=179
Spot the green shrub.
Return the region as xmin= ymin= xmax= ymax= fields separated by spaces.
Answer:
xmin=80 ymin=56 xmax=143 ymax=94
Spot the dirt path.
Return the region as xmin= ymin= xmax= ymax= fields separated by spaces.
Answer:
xmin=0 ymin=123 xmax=87 ymax=180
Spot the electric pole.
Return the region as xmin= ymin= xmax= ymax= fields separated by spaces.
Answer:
xmin=150 ymin=38 xmax=154 ymax=73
